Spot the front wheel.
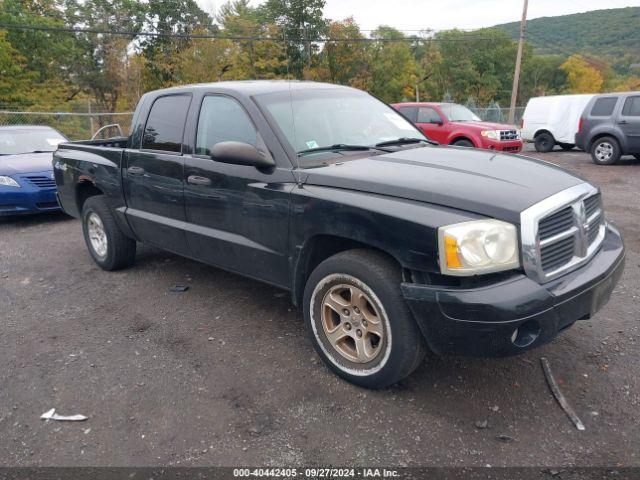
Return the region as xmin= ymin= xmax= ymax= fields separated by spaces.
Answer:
xmin=452 ymin=139 xmax=474 ymax=148
xmin=82 ymin=195 xmax=136 ymax=270
xmin=591 ymin=136 xmax=621 ymax=165
xmin=303 ymin=249 xmax=426 ymax=389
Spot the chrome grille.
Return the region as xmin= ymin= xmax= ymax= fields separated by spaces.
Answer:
xmin=499 ymin=130 xmax=519 ymax=141
xmin=521 ymin=184 xmax=606 ymax=283
xmin=538 ymin=206 xmax=573 ymax=241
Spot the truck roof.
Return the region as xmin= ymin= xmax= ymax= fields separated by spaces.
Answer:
xmin=149 ymin=80 xmax=356 ymax=97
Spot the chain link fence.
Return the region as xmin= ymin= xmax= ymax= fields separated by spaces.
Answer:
xmin=471 ymin=106 xmax=525 ymax=126
xmin=0 ymin=105 xmax=526 ymax=142
xmin=0 ymin=111 xmax=134 ymax=141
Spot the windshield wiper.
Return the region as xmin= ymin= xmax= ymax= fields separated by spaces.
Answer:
xmin=297 ymin=144 xmax=391 ymax=157
xmin=375 ymin=137 xmax=436 ymax=147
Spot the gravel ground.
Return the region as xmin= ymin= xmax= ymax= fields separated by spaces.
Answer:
xmin=0 ymin=146 xmax=639 ymax=467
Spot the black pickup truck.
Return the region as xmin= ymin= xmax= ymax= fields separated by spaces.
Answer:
xmin=53 ymin=81 xmax=625 ymax=388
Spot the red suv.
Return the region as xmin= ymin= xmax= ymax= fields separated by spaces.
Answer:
xmin=392 ymin=102 xmax=523 ymax=153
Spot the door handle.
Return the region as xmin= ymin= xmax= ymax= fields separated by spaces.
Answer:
xmin=187 ymin=175 xmax=212 ymax=186
xmin=127 ymin=166 xmax=145 ymax=175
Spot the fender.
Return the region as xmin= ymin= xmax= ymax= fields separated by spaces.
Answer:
xmin=289 ymin=184 xmax=482 ymax=305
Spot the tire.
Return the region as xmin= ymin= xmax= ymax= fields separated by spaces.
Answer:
xmin=534 ymin=132 xmax=555 ymax=152
xmin=81 ymin=195 xmax=136 ymax=270
xmin=452 ymin=139 xmax=474 ymax=148
xmin=303 ymin=249 xmax=426 ymax=389
xmin=559 ymin=143 xmax=575 ymax=151
xmin=590 ymin=136 xmax=621 ymax=165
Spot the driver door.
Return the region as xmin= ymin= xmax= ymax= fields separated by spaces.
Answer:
xmin=416 ymin=107 xmax=448 ymax=144
xmin=182 ymin=94 xmax=293 ymax=287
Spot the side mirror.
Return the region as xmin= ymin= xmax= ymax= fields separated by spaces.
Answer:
xmin=210 ymin=141 xmax=275 ymax=169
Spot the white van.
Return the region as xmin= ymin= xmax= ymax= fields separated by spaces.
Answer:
xmin=521 ymin=94 xmax=595 ymax=152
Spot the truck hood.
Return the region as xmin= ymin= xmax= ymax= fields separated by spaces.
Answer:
xmin=0 ymin=152 xmax=54 ymax=175
xmin=303 ymin=146 xmax=584 ymax=223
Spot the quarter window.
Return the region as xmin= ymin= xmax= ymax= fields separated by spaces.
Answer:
xmin=590 ymin=97 xmax=618 ymax=117
xmin=196 ymin=96 xmax=257 ymax=156
xmin=622 ymin=96 xmax=640 ymax=116
xmin=142 ymin=95 xmax=191 ymax=152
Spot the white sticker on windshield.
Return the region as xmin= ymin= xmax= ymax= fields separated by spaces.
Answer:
xmin=306 ymin=140 xmax=319 ymax=149
xmin=383 ymin=112 xmax=411 ymax=129
xmin=47 ymin=138 xmax=64 ymax=146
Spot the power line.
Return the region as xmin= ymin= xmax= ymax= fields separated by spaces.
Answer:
xmin=0 ymin=22 xmax=508 ymax=43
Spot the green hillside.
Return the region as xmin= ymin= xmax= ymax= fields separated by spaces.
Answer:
xmin=497 ymin=7 xmax=640 ymax=73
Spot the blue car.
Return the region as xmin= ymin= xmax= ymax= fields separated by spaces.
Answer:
xmin=0 ymin=125 xmax=68 ymax=216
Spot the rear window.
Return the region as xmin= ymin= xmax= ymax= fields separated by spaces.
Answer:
xmin=622 ymin=96 xmax=640 ymax=116
xmin=590 ymin=97 xmax=618 ymax=117
xmin=142 ymin=95 xmax=191 ymax=152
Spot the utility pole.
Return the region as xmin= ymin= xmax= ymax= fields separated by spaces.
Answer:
xmin=508 ymin=0 xmax=528 ymax=125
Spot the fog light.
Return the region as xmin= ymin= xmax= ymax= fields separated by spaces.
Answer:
xmin=511 ymin=320 xmax=541 ymax=348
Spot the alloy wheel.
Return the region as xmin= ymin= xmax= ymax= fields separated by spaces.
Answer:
xmin=320 ymin=283 xmax=386 ymax=363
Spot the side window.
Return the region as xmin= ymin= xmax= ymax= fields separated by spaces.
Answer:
xmin=142 ymin=95 xmax=191 ymax=152
xmin=196 ymin=96 xmax=257 ymax=156
xmin=398 ymin=106 xmax=417 ymax=123
xmin=417 ymin=107 xmax=441 ymax=124
xmin=622 ymin=96 xmax=640 ymax=117
xmin=590 ymin=97 xmax=618 ymax=117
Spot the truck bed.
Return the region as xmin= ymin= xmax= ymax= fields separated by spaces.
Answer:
xmin=53 ymin=137 xmax=128 ymax=219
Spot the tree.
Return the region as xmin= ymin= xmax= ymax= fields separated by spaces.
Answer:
xmin=217 ymin=0 xmax=288 ymax=79
xmin=142 ymin=0 xmax=213 ymax=88
xmin=0 ymin=0 xmax=77 ymax=106
xmin=317 ymin=18 xmax=369 ymax=87
xmin=560 ymin=55 xmax=604 ymax=93
xmin=367 ymin=27 xmax=418 ymax=102
xmin=0 ymin=31 xmax=37 ymax=108
xmin=261 ymin=0 xmax=326 ymax=79
xmin=434 ymin=29 xmax=519 ymax=104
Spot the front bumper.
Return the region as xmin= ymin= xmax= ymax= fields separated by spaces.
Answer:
xmin=0 ymin=173 xmax=60 ymax=216
xmin=402 ymin=223 xmax=625 ymax=356
xmin=479 ymin=138 xmax=523 ymax=153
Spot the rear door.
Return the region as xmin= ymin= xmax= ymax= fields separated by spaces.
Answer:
xmin=620 ymin=95 xmax=640 ymax=152
xmin=123 ymin=94 xmax=192 ymax=255
xmin=182 ymin=94 xmax=293 ymax=287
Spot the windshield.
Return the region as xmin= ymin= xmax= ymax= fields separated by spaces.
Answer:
xmin=254 ymin=88 xmax=426 ymax=164
xmin=0 ymin=128 xmax=67 ymax=155
xmin=440 ymin=104 xmax=481 ymax=122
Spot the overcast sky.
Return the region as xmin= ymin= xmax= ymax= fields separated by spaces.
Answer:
xmin=196 ymin=0 xmax=640 ymax=31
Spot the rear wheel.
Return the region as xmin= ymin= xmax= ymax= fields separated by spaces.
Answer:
xmin=534 ymin=132 xmax=555 ymax=152
xmin=591 ymin=136 xmax=621 ymax=165
xmin=559 ymin=143 xmax=575 ymax=151
xmin=82 ymin=195 xmax=136 ymax=270
xmin=304 ymin=249 xmax=426 ymax=389
xmin=452 ymin=139 xmax=474 ymax=148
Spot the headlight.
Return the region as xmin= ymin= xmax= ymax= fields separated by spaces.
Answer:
xmin=0 ymin=176 xmax=20 ymax=188
xmin=438 ymin=219 xmax=520 ymax=275
xmin=481 ymin=130 xmax=500 ymax=140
